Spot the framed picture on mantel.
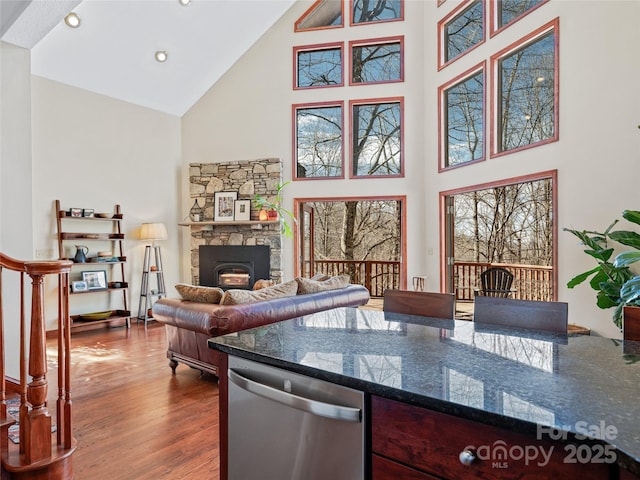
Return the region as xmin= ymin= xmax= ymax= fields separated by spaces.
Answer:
xmin=234 ymin=200 xmax=251 ymax=221
xmin=214 ymin=191 xmax=237 ymax=221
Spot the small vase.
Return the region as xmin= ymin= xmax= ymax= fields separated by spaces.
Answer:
xmin=190 ymin=199 xmax=203 ymax=222
xmin=267 ymin=209 xmax=278 ymax=221
xmin=259 ymin=209 xmax=269 ymax=221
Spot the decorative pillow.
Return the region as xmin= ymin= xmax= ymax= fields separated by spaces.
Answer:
xmin=253 ymin=279 xmax=276 ymax=290
xmin=295 ymin=274 xmax=350 ymax=295
xmin=310 ymin=273 xmax=330 ymax=281
xmin=220 ymin=280 xmax=298 ymax=305
xmin=175 ymin=284 xmax=224 ymax=304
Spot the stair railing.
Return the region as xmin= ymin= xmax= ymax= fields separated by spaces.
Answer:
xmin=1 ymin=253 xmax=75 ymax=479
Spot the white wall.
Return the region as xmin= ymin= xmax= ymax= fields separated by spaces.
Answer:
xmin=31 ymin=77 xmax=182 ymax=328
xmin=183 ymin=1 xmax=640 ymax=337
xmin=182 ymin=0 xmax=429 ymax=290
xmin=425 ymin=0 xmax=640 ymax=338
xmin=1 ymin=41 xmax=33 ymax=378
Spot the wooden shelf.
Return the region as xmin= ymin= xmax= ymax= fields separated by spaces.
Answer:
xmin=58 ymin=210 xmax=122 ymax=221
xmin=56 ymin=200 xmax=130 ymax=331
xmin=60 ymin=233 xmax=125 ymax=240
xmin=71 ymin=309 xmax=130 ymax=326
xmin=178 ymin=220 xmax=278 ymax=227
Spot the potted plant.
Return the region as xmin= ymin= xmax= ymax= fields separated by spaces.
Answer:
xmin=564 ymin=209 xmax=640 ymax=328
xmin=253 ymin=181 xmax=297 ymax=238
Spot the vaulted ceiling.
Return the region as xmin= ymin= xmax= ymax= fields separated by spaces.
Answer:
xmin=1 ymin=0 xmax=296 ymax=116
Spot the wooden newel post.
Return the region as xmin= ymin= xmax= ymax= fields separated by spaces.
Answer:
xmin=23 ymin=266 xmax=52 ymax=464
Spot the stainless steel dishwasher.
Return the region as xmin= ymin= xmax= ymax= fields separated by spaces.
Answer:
xmin=227 ymin=356 xmax=365 ymax=480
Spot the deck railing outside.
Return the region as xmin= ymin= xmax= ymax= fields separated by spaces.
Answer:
xmin=454 ymin=261 xmax=554 ymax=301
xmin=307 ymin=260 xmax=400 ymax=297
xmin=306 ymin=259 xmax=553 ymax=301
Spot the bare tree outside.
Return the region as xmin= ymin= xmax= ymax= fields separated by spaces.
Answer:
xmin=296 ymin=105 xmax=343 ymax=178
xmin=498 ymin=0 xmax=546 ymax=28
xmin=499 ymin=30 xmax=555 ymax=152
xmin=352 ymin=40 xmax=401 ymax=83
xmin=444 ymin=0 xmax=483 ymax=63
xmin=353 ymin=0 xmax=401 ymax=24
xmin=303 ymin=200 xmax=401 ymax=292
xmin=297 ymin=47 xmax=342 ymax=88
xmin=453 ymin=179 xmax=553 ymax=266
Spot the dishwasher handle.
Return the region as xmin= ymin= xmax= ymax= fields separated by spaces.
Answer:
xmin=228 ymin=368 xmax=361 ymax=423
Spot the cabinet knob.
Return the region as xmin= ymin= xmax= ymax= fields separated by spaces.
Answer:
xmin=458 ymin=449 xmax=476 ymax=466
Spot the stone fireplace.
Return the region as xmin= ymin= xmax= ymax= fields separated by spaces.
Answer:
xmin=187 ymin=158 xmax=283 ymax=286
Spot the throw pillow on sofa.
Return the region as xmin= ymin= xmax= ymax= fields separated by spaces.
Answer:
xmin=220 ymin=280 xmax=299 ymax=305
xmin=175 ymin=284 xmax=224 ymax=304
xmin=295 ymin=274 xmax=350 ymax=294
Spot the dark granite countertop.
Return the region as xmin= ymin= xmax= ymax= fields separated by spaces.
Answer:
xmin=208 ymin=307 xmax=640 ymax=474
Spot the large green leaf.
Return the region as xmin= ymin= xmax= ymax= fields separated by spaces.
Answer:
xmin=596 ymin=290 xmax=618 ymax=309
xmin=622 ymin=210 xmax=640 ymax=227
xmin=563 ymin=228 xmax=607 ymax=251
xmin=584 ymin=247 xmax=613 ymax=262
xmin=590 ymin=268 xmax=611 ymax=290
xmin=566 ymin=266 xmax=600 ymax=288
xmin=614 ymin=251 xmax=640 ymax=268
xmin=620 ymin=276 xmax=640 ymax=303
xmin=609 ymin=230 xmax=640 ymax=250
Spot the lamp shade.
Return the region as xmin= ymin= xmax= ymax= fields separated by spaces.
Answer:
xmin=140 ymin=222 xmax=168 ymax=241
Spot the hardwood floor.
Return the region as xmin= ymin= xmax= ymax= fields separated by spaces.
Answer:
xmin=47 ymin=322 xmax=220 ymax=479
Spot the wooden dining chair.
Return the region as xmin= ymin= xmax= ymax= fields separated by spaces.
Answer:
xmin=383 ymin=289 xmax=455 ymax=319
xmin=473 ymin=296 xmax=568 ymax=333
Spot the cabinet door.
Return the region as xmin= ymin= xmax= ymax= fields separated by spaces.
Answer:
xmin=372 ymin=396 xmax=612 ymax=480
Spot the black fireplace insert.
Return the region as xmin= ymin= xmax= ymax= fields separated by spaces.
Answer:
xmin=199 ymin=245 xmax=270 ymax=290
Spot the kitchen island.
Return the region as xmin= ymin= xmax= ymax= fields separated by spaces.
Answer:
xmin=209 ymin=307 xmax=640 ymax=479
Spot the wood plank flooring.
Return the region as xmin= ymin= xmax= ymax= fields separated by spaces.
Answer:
xmin=47 ymin=322 xmax=220 ymax=479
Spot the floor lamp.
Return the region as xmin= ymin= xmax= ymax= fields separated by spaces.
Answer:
xmin=137 ymin=222 xmax=168 ymax=323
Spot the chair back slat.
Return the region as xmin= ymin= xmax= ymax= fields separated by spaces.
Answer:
xmin=473 ymin=296 xmax=568 ymax=333
xmin=383 ymin=289 xmax=455 ymax=319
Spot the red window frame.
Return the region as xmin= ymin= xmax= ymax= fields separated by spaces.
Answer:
xmin=293 ymin=42 xmax=344 ymax=90
xmin=489 ymin=17 xmax=560 ymax=158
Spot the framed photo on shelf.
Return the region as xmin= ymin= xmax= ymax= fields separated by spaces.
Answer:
xmin=234 ymin=200 xmax=251 ymax=221
xmin=69 ymin=208 xmax=83 ymax=217
xmin=71 ymin=281 xmax=88 ymax=292
xmin=214 ymin=191 xmax=238 ymax=221
xmin=82 ymin=270 xmax=107 ymax=290
xmin=82 ymin=208 xmax=94 ymax=218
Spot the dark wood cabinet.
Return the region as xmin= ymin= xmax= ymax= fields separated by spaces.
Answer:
xmin=372 ymin=396 xmax=613 ymax=480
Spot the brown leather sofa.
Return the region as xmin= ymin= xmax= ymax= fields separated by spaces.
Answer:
xmin=152 ymin=284 xmax=370 ymax=377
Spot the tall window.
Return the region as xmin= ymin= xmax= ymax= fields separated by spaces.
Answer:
xmin=295 ymin=43 xmax=343 ymax=89
xmin=439 ymin=0 xmax=484 ymax=68
xmin=440 ymin=63 xmax=485 ymax=169
xmin=294 ymin=102 xmax=344 ymax=179
xmin=492 ymin=19 xmax=558 ymax=156
xmin=350 ymin=37 xmax=403 ymax=85
xmin=351 ymin=98 xmax=403 ymax=177
xmin=352 ymin=0 xmax=403 ymax=25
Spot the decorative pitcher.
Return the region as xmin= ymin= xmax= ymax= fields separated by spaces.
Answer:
xmin=73 ymin=245 xmax=88 ymax=263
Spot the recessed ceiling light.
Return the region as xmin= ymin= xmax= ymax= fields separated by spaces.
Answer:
xmin=155 ymin=51 xmax=168 ymax=62
xmin=64 ymin=12 xmax=81 ymax=28
xmin=178 ymin=0 xmax=191 ymax=5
